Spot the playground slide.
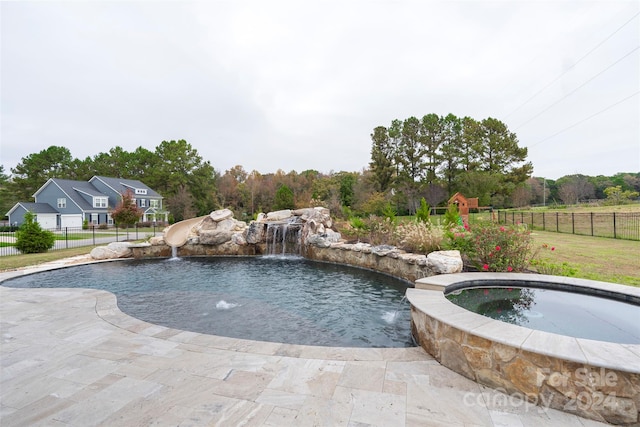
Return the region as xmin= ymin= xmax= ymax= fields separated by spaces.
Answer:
xmin=163 ymin=215 xmax=208 ymax=247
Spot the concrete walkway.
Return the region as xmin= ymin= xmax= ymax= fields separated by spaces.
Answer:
xmin=0 ymin=259 xmax=608 ymax=426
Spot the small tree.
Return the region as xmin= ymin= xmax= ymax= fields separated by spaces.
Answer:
xmin=111 ymin=190 xmax=143 ymax=227
xmin=273 ymin=184 xmax=294 ymax=210
xmin=15 ymin=212 xmax=55 ymax=254
xmin=603 ymin=186 xmax=639 ymax=205
xmin=415 ymin=198 xmax=431 ymax=224
xmin=443 ymin=203 xmax=461 ymax=229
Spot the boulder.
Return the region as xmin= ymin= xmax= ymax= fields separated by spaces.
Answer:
xmin=372 ymin=245 xmax=398 ymax=257
xmin=90 ymin=246 xmax=116 ymax=260
xmin=265 ymin=210 xmax=292 ymax=222
xmin=199 ymin=230 xmax=233 ymax=246
xmin=246 ymin=222 xmax=266 ymax=244
xmin=209 ymin=208 xmax=234 ymax=222
xmin=107 ymin=242 xmax=133 ymax=258
xmin=149 ymin=236 xmax=165 ymax=245
xmin=231 ymin=232 xmax=247 ymax=246
xmin=427 ymin=250 xmax=463 ymax=274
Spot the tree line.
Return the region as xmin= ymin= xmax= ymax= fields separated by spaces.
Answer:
xmin=1 ymin=131 xmax=638 ymax=223
xmin=369 ymin=113 xmax=532 ymax=213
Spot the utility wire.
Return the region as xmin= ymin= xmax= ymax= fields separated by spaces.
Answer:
xmin=514 ymin=45 xmax=640 ymax=130
xmin=528 ymin=90 xmax=639 ymax=148
xmin=504 ymin=10 xmax=640 ymax=120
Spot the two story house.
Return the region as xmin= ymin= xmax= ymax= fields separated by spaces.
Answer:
xmin=7 ymin=176 xmax=167 ymax=228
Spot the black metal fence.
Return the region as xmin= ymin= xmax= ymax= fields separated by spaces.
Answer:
xmin=496 ymin=211 xmax=640 ymax=241
xmin=0 ymin=223 xmax=163 ymax=257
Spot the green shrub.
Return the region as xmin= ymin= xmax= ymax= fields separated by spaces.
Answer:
xmin=82 ymin=219 xmax=89 ymax=230
xmin=443 ymin=203 xmax=461 ymax=228
xmin=15 ymin=212 xmax=55 ymax=254
xmin=415 ymin=198 xmax=431 ymax=224
xmin=381 ymin=202 xmax=397 ymax=223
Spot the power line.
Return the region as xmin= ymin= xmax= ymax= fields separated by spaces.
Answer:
xmin=504 ymin=10 xmax=640 ymax=120
xmin=514 ymin=45 xmax=640 ymax=130
xmin=528 ymin=90 xmax=640 ymax=148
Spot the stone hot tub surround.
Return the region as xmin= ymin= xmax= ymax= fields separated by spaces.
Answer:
xmin=407 ymin=273 xmax=640 ymax=425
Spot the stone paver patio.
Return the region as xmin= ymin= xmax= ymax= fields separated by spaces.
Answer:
xmin=0 ymin=258 xmax=608 ymax=426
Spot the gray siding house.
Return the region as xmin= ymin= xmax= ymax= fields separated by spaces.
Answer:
xmin=7 ymin=176 xmax=167 ymax=228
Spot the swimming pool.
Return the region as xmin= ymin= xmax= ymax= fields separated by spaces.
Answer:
xmin=3 ymin=256 xmax=413 ymax=348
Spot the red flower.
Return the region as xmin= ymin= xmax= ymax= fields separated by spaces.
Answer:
xmin=495 ymin=245 xmax=501 ymax=251
xmin=483 ymin=264 xmax=489 ymax=271
xmin=499 ymin=226 xmax=505 ymax=232
xmin=507 ymin=266 xmax=513 ymax=272
xmin=551 ymin=247 xmax=555 ymax=251
xmin=483 ymin=289 xmax=489 ymax=295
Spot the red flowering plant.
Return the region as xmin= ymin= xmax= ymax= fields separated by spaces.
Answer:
xmin=445 ymin=220 xmax=535 ymax=272
xmin=472 ymin=222 xmax=534 ymax=272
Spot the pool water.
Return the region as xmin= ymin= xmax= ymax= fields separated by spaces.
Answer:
xmin=3 ymin=256 xmax=414 ymax=348
xmin=446 ymin=286 xmax=640 ymax=344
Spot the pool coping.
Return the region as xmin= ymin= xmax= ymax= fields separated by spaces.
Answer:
xmin=410 ymin=272 xmax=640 ymax=373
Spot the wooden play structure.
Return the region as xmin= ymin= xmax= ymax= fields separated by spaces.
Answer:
xmin=448 ymin=192 xmax=479 ymax=223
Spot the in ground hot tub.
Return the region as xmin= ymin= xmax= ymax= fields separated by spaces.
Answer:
xmin=407 ymin=272 xmax=640 ymax=425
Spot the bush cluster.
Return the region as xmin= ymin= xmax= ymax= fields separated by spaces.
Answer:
xmin=445 ymin=221 xmax=534 ymax=272
xmin=340 ymin=215 xmax=443 ymax=254
xmin=15 ymin=212 xmax=55 ymax=254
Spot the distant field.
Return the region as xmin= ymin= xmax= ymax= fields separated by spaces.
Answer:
xmin=496 ymin=205 xmax=640 ymax=241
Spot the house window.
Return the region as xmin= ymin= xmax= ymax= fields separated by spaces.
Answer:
xmin=135 ymin=188 xmax=147 ymax=195
xmin=93 ymin=197 xmax=108 ymax=208
xmin=91 ymin=214 xmax=98 ymax=225
xmin=150 ymin=199 xmax=160 ymax=209
xmin=139 ymin=199 xmax=146 ymax=207
xmin=107 ymin=214 xmax=113 ymax=225
xmin=57 ymin=198 xmax=66 ymax=208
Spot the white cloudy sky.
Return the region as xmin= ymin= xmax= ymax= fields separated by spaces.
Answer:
xmin=1 ymin=1 xmax=639 ymax=180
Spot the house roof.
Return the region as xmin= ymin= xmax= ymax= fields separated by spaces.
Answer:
xmin=91 ymin=176 xmax=162 ymax=198
xmin=48 ymin=178 xmax=104 ymax=211
xmin=7 ymin=202 xmax=59 ymax=217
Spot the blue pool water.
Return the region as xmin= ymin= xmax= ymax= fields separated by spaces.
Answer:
xmin=446 ymin=286 xmax=640 ymax=344
xmin=3 ymin=256 xmax=414 ymax=348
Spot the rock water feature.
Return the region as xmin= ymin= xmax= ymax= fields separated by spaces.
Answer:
xmin=113 ymin=207 xmax=463 ymax=282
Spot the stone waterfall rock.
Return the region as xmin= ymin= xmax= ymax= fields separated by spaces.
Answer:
xmin=265 ymin=210 xmax=293 ymax=222
xmin=209 ymin=208 xmax=234 ymax=222
xmin=246 ymin=221 xmax=266 ymax=244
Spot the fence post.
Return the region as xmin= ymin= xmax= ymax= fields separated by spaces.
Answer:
xmin=531 ymin=212 xmax=534 ymax=229
xmin=590 ymin=212 xmax=594 ymax=236
xmin=65 ymin=227 xmax=69 ymax=249
xmin=542 ymin=212 xmax=545 ymax=231
xmin=613 ymin=212 xmax=617 ymax=239
xmin=93 ymin=226 xmax=96 ymax=245
xmin=572 ymin=213 xmax=575 ymax=235
xmin=556 ymin=212 xmax=559 ymax=232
